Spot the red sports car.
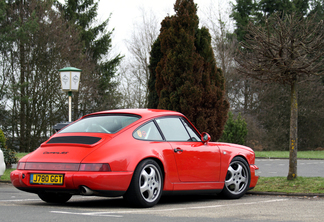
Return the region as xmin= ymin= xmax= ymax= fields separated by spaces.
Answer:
xmin=11 ymin=109 xmax=259 ymax=207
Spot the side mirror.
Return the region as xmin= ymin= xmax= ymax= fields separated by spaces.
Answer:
xmin=201 ymin=132 xmax=211 ymax=144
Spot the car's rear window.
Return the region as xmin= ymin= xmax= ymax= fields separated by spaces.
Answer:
xmin=59 ymin=114 xmax=140 ymax=134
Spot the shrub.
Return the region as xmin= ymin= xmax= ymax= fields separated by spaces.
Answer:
xmin=0 ymin=128 xmax=18 ymax=166
xmin=219 ymin=112 xmax=248 ymax=145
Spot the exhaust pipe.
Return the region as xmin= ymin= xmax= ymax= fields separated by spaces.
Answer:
xmin=80 ymin=186 xmax=94 ymax=196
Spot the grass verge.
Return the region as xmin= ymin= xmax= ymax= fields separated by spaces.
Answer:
xmin=16 ymin=152 xmax=29 ymax=160
xmin=0 ymin=152 xmax=28 ymax=182
xmin=254 ymin=151 xmax=324 ymax=159
xmin=1 ymin=168 xmax=15 ymax=181
xmin=252 ymin=177 xmax=324 ymax=194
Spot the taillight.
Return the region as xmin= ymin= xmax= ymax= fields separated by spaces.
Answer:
xmin=79 ymin=163 xmax=111 ymax=172
xmin=17 ymin=162 xmax=26 ymax=170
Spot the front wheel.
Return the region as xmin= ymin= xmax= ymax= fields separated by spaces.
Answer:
xmin=220 ymin=156 xmax=251 ymax=199
xmin=124 ymin=159 xmax=163 ymax=207
xmin=38 ymin=192 xmax=72 ymax=203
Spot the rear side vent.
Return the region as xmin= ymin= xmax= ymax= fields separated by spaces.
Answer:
xmin=47 ymin=136 xmax=101 ymax=145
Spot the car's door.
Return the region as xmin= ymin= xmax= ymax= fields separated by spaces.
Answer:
xmin=156 ymin=116 xmax=221 ymax=182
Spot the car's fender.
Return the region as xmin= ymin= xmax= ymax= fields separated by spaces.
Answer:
xmin=213 ymin=142 xmax=255 ymax=182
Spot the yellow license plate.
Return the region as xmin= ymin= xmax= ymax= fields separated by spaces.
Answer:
xmin=30 ymin=174 xmax=64 ymax=185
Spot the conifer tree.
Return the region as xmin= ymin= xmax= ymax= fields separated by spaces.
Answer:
xmin=230 ymin=0 xmax=259 ymax=42
xmin=147 ymin=37 xmax=162 ymax=109
xmin=231 ymin=0 xmax=310 ymax=42
xmin=151 ymin=0 xmax=229 ymax=141
xmin=57 ymin=0 xmax=123 ymax=116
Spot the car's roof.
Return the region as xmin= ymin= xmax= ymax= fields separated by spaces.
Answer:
xmin=83 ymin=109 xmax=184 ymax=119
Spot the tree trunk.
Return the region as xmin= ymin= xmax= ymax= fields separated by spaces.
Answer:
xmin=19 ymin=43 xmax=26 ymax=153
xmin=287 ymin=80 xmax=298 ymax=180
xmin=19 ymin=0 xmax=27 ymax=152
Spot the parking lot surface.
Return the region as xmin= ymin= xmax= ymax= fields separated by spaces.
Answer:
xmin=1 ymin=183 xmax=323 ymax=222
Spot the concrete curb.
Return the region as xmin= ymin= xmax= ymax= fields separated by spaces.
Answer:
xmin=247 ymin=191 xmax=324 ymax=197
xmin=0 ymin=180 xmax=11 ymax=184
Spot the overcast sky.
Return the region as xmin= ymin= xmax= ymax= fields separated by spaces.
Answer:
xmin=57 ymin=0 xmax=233 ymax=57
xmin=96 ymin=0 xmax=232 ymax=57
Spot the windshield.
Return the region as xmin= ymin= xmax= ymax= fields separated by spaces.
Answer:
xmin=59 ymin=114 xmax=140 ymax=134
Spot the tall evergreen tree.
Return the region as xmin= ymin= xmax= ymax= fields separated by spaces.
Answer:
xmin=1 ymin=0 xmax=89 ymax=152
xmin=56 ymin=0 xmax=123 ymax=117
xmin=151 ymin=0 xmax=229 ymax=141
xmin=147 ymin=37 xmax=162 ymax=109
xmin=0 ymin=0 xmax=11 ymax=124
xmin=231 ymin=0 xmax=310 ymax=42
xmin=259 ymin=0 xmax=309 ymax=16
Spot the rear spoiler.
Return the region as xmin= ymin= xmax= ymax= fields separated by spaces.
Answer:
xmin=53 ymin=122 xmax=72 ymax=132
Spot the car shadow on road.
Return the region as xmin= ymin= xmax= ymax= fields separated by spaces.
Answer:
xmin=26 ymin=193 xmax=241 ymax=209
xmin=26 ymin=196 xmax=126 ymax=209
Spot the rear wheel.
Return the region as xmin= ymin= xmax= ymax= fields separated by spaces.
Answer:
xmin=124 ymin=159 xmax=163 ymax=207
xmin=38 ymin=192 xmax=72 ymax=203
xmin=220 ymin=156 xmax=250 ymax=199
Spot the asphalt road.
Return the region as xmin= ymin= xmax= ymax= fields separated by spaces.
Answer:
xmin=1 ymin=183 xmax=324 ymax=222
xmin=255 ymin=159 xmax=324 ymax=177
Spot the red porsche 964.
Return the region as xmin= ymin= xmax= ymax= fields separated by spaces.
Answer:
xmin=11 ymin=109 xmax=259 ymax=207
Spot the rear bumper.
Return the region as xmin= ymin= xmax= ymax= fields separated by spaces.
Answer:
xmin=249 ymin=164 xmax=259 ymax=188
xmin=10 ymin=170 xmax=133 ymax=196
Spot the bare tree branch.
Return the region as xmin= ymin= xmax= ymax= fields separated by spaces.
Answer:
xmin=236 ymin=13 xmax=324 ymax=85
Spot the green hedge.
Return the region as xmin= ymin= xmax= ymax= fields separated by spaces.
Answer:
xmin=219 ymin=112 xmax=248 ymax=145
xmin=0 ymin=129 xmax=18 ymax=166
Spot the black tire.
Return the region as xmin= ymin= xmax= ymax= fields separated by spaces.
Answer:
xmin=124 ymin=159 xmax=163 ymax=208
xmin=38 ymin=192 xmax=72 ymax=204
xmin=220 ymin=156 xmax=251 ymax=199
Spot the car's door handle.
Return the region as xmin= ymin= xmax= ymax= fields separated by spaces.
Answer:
xmin=174 ymin=148 xmax=183 ymax=153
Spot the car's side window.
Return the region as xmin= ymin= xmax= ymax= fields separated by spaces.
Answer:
xmin=133 ymin=121 xmax=163 ymax=141
xmin=180 ymin=118 xmax=201 ymax=142
xmin=156 ymin=117 xmax=191 ymax=141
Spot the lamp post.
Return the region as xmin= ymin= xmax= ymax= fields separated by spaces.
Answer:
xmin=59 ymin=67 xmax=82 ymax=122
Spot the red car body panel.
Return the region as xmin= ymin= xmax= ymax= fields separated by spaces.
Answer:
xmin=11 ymin=109 xmax=258 ymax=198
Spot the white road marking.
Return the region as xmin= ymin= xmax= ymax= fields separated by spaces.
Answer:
xmin=0 ymin=199 xmax=40 ymax=202
xmin=51 ymin=198 xmax=288 ymax=217
xmin=51 ymin=211 xmax=123 ymax=218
